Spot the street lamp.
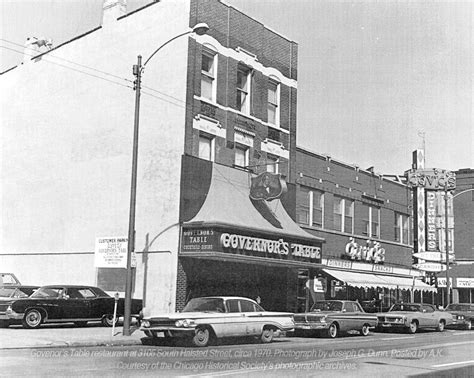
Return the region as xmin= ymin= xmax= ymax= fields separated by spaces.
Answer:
xmin=123 ymin=23 xmax=209 ymax=336
xmin=444 ymin=187 xmax=474 ymax=307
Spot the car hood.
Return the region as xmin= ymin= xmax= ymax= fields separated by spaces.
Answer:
xmin=376 ymin=311 xmax=415 ymax=316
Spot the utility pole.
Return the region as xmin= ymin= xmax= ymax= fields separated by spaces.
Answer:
xmin=123 ymin=55 xmax=142 ymax=336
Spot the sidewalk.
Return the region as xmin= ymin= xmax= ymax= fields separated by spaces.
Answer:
xmin=0 ymin=323 xmax=144 ymax=349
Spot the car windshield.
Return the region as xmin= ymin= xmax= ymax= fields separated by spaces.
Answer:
xmin=30 ymin=287 xmax=64 ymax=298
xmin=390 ymin=304 xmax=421 ymax=312
xmin=311 ymin=301 xmax=343 ymax=312
xmin=446 ymin=304 xmax=470 ymax=311
xmin=182 ymin=298 xmax=225 ymax=313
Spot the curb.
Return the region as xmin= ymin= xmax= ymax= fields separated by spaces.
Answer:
xmin=0 ymin=337 xmax=143 ymax=350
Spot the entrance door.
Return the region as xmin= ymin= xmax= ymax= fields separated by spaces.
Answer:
xmin=297 ymin=269 xmax=309 ymax=312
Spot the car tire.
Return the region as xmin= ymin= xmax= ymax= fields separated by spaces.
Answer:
xmin=327 ymin=323 xmax=338 ymax=338
xmin=408 ymin=321 xmax=417 ymax=334
xmin=465 ymin=320 xmax=472 ymax=330
xmin=192 ymin=327 xmax=211 ymax=347
xmin=102 ymin=314 xmax=118 ymax=327
xmin=437 ymin=320 xmax=445 ymax=332
xmin=361 ymin=324 xmax=370 ymax=336
xmin=74 ymin=321 xmax=88 ymax=327
xmin=22 ymin=309 xmax=44 ymax=329
xmin=260 ymin=328 xmax=274 ymax=343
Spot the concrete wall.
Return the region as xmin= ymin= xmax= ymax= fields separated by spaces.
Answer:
xmin=0 ymin=0 xmax=191 ymax=313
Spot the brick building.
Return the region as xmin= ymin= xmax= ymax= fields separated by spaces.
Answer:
xmin=294 ymin=148 xmax=435 ymax=310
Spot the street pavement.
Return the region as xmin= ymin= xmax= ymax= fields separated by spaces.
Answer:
xmin=0 ymin=322 xmax=143 ymax=349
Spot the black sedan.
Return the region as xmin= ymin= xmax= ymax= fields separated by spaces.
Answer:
xmin=0 ymin=285 xmax=142 ymax=329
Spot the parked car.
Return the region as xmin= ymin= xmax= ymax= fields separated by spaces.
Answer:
xmin=292 ymin=300 xmax=378 ymax=338
xmin=376 ymin=303 xmax=453 ymax=333
xmin=140 ymin=296 xmax=294 ymax=347
xmin=445 ymin=303 xmax=474 ymax=330
xmin=1 ymin=285 xmax=142 ymax=329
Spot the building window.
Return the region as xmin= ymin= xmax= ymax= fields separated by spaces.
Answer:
xmin=266 ymin=154 xmax=279 ymax=173
xmin=201 ymin=50 xmax=216 ymax=102
xmin=297 ymin=187 xmax=324 ymax=228
xmin=234 ymin=144 xmax=249 ymax=168
xmin=333 ymin=197 xmax=354 ymax=233
xmin=362 ymin=204 xmax=380 ymax=238
xmin=395 ymin=212 xmax=410 ymax=244
xmin=237 ymin=65 xmax=251 ymax=114
xmin=267 ymin=79 xmax=279 ymax=126
xmin=198 ymin=133 xmax=214 ymax=162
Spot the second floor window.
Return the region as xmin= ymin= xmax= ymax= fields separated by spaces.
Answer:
xmin=198 ymin=133 xmax=214 ymax=162
xmin=362 ymin=204 xmax=380 ymax=238
xmin=297 ymin=187 xmax=324 ymax=228
xmin=201 ymin=51 xmax=216 ymax=102
xmin=395 ymin=213 xmax=410 ymax=244
xmin=234 ymin=144 xmax=249 ymax=168
xmin=333 ymin=197 xmax=354 ymax=233
xmin=267 ymin=79 xmax=279 ymax=126
xmin=237 ymin=66 xmax=251 ymax=114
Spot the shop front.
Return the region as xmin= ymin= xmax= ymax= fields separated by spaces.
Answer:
xmin=177 ymin=157 xmax=324 ymax=312
xmin=317 ymin=260 xmax=436 ymax=311
xmin=437 ymin=265 xmax=474 ymax=306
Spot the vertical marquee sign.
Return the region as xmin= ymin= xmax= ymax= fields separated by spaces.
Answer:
xmin=407 ymin=160 xmax=456 ymax=272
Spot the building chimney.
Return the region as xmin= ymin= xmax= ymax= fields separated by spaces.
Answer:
xmin=102 ymin=0 xmax=127 ymax=25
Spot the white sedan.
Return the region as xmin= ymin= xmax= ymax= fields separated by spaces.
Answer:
xmin=140 ymin=296 xmax=294 ymax=347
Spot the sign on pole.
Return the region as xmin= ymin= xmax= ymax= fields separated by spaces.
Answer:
xmin=95 ymin=237 xmax=129 ymax=268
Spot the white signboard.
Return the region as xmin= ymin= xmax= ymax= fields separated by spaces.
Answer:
xmin=457 ymin=278 xmax=474 ymax=288
xmin=412 ymin=263 xmax=447 ymax=272
xmin=413 ymin=252 xmax=454 ymax=262
xmin=437 ymin=277 xmax=453 ymax=288
xmin=95 ymin=237 xmax=128 ymax=268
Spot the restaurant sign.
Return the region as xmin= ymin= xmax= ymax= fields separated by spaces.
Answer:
xmin=181 ymin=228 xmax=321 ymax=263
xmin=407 ymin=168 xmax=456 ymax=190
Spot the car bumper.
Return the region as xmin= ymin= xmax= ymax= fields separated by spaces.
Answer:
xmin=294 ymin=322 xmax=328 ymax=331
xmin=377 ymin=322 xmax=407 ymax=329
xmin=447 ymin=320 xmax=470 ymax=329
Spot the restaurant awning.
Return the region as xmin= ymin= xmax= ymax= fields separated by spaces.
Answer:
xmin=323 ymin=269 xmax=437 ymax=292
xmin=322 ymin=269 xmax=388 ymax=289
xmin=184 ymin=163 xmax=324 ymax=243
xmin=375 ymin=275 xmax=436 ymax=292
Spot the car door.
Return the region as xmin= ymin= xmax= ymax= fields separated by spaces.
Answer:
xmin=419 ymin=305 xmax=435 ymax=327
xmin=240 ymin=299 xmax=261 ymax=336
xmin=61 ymin=288 xmax=90 ymax=319
xmin=221 ymin=299 xmax=248 ymax=337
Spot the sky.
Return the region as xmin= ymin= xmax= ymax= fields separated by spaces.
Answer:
xmin=1 ymin=0 xmax=472 ymax=175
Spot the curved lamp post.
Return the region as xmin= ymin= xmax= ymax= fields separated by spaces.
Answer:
xmin=444 ymin=187 xmax=474 ymax=306
xmin=124 ymin=23 xmax=209 ymax=336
